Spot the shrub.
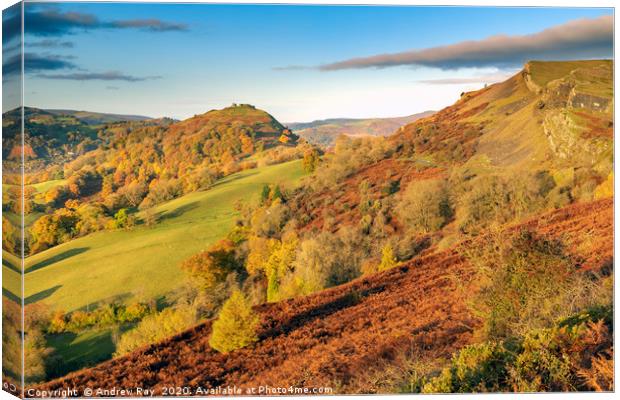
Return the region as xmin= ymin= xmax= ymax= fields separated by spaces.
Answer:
xmin=115 ymin=305 xmax=197 ymax=355
xmin=423 ymin=314 xmax=613 ymax=393
xmin=464 ymin=229 xmax=592 ymax=340
xmin=422 ymin=342 xmax=514 ymax=393
xmin=396 ymin=179 xmax=452 ymax=233
xmin=209 ymin=290 xmax=260 ymax=353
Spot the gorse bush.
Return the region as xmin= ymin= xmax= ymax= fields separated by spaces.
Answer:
xmin=423 ymin=307 xmax=613 ymax=393
xmin=422 ymin=342 xmax=514 ymax=393
xmin=464 ymin=229 xmax=589 ymax=340
xmin=209 ymin=290 xmax=260 ymax=353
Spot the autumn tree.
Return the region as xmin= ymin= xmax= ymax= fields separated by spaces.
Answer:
xmin=396 ymin=179 xmax=452 ymax=233
xmin=181 ymin=239 xmax=240 ymax=291
xmin=209 ymin=290 xmax=259 ymax=353
xmin=2 ymin=217 xmax=19 ymax=254
xmin=302 ymin=148 xmax=320 ymax=173
xmin=378 ymin=244 xmax=398 ymax=271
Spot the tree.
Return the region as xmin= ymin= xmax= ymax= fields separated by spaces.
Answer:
xmin=378 ymin=244 xmax=398 ymax=271
xmin=270 ymin=185 xmax=283 ymax=203
xmin=260 ymin=184 xmax=270 ymax=206
xmin=2 ymin=217 xmax=18 ymax=254
xmin=114 ymin=208 xmax=129 ymax=229
xmin=396 ymin=179 xmax=452 ymax=233
xmin=302 ymin=148 xmax=320 ymax=173
xmin=181 ymin=239 xmax=239 ymax=291
xmin=209 ymin=290 xmax=259 ymax=353
xmin=115 ymin=306 xmax=197 ymax=355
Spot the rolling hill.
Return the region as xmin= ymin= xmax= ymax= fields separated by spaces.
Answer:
xmin=289 ymin=111 xmax=434 ymax=147
xmin=9 ymin=60 xmax=615 ymax=392
xmin=35 ymin=198 xmax=613 ymax=394
xmin=21 ymin=159 xmax=305 ymax=312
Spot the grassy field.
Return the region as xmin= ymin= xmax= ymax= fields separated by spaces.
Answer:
xmin=22 ymin=159 xmax=305 ymax=312
xmin=31 ymin=179 xmax=67 ymax=194
xmin=2 ymin=250 xmax=21 ymax=303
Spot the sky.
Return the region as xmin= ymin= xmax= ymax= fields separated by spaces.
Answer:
xmin=2 ymin=3 xmax=614 ymax=122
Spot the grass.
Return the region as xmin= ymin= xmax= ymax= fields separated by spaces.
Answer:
xmin=3 ymin=179 xmax=66 ymax=194
xmin=3 ymin=250 xmax=21 ymax=303
xmin=22 ymin=159 xmax=305 ymax=312
xmin=4 ymin=210 xmax=44 ymax=227
xmin=46 ymin=328 xmax=117 ymax=378
xmin=31 ymin=179 xmax=66 ymax=193
xmin=528 ymin=60 xmax=611 ymax=89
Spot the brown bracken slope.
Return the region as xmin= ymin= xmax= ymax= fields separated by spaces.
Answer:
xmin=34 ymin=198 xmax=612 ymax=396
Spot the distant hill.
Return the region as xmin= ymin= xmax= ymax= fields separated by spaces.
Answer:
xmin=45 ymin=109 xmax=153 ymax=125
xmin=288 ymin=111 xmax=435 ymax=147
xmin=2 ymin=107 xmax=100 ymax=172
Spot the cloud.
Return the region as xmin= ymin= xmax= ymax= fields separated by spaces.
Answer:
xmin=106 ymin=86 xmax=120 ymax=90
xmin=37 ymin=70 xmax=162 ymax=82
xmin=3 ymin=53 xmax=77 ymax=76
xmin=109 ymin=19 xmax=188 ymax=32
xmin=3 ymin=7 xmax=188 ymax=42
xmin=320 ymin=15 xmax=613 ymax=71
xmin=29 ymin=39 xmax=74 ymax=48
xmin=418 ymin=72 xmax=516 ymax=85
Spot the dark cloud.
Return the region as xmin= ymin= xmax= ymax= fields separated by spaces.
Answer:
xmin=37 ymin=71 xmax=162 ymax=82
xmin=29 ymin=39 xmax=74 ymax=48
xmin=3 ymin=52 xmax=77 ymax=76
xmin=109 ymin=19 xmax=188 ymax=32
xmin=3 ymin=7 xmax=188 ymax=42
xmin=320 ymin=15 xmax=613 ymax=71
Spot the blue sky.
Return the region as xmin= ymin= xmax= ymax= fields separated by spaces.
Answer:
xmin=3 ymin=3 xmax=613 ymax=121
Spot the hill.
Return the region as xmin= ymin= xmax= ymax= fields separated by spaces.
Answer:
xmin=392 ymin=60 xmax=612 ymax=171
xmin=22 ymin=159 xmax=305 ymax=312
xmin=35 ymin=198 xmax=613 ymax=394
xmin=9 ymin=61 xmax=614 ymax=391
xmin=289 ymin=111 xmax=434 ymax=147
xmin=2 ymin=107 xmax=100 ymax=173
xmin=45 ymin=109 xmax=154 ymax=125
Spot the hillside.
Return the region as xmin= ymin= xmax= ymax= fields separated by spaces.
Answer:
xmin=392 ymin=60 xmax=612 ymax=171
xmin=22 ymin=159 xmax=305 ymax=312
xmin=8 ymin=61 xmax=614 ymax=392
xmin=289 ymin=111 xmax=434 ymax=147
xmin=35 ymin=198 xmax=613 ymax=394
xmin=2 ymin=107 xmax=100 ymax=172
xmin=45 ymin=109 xmax=154 ymax=125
